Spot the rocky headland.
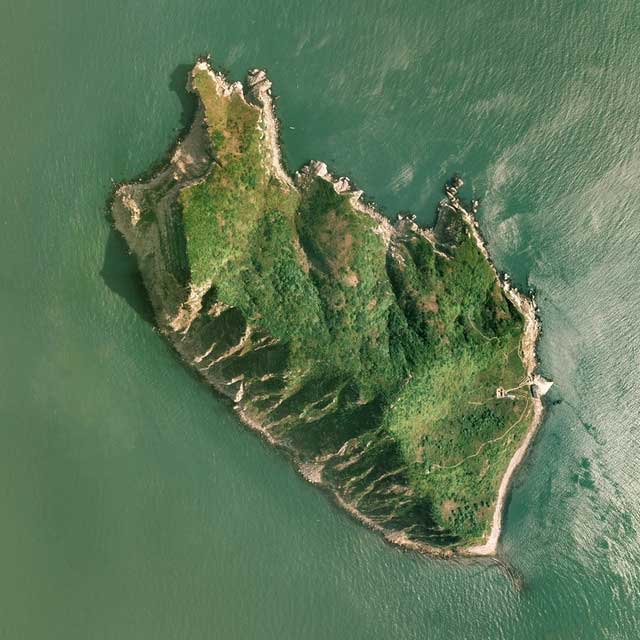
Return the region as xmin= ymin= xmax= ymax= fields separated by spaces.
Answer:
xmin=112 ymin=57 xmax=551 ymax=556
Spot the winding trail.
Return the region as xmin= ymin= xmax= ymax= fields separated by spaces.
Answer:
xmin=430 ymin=395 xmax=531 ymax=473
xmin=116 ymin=59 xmax=551 ymax=559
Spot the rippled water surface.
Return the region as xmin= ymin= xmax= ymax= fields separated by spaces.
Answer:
xmin=1 ymin=1 xmax=639 ymax=638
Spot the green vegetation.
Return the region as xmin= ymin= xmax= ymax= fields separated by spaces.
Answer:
xmin=125 ymin=65 xmax=535 ymax=549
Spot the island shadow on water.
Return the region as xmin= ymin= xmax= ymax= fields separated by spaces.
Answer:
xmin=101 ymin=228 xmax=155 ymax=324
xmin=101 ymin=63 xmax=199 ymax=324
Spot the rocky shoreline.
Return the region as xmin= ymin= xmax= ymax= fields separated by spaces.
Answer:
xmin=113 ymin=58 xmax=551 ymax=559
xmin=441 ymin=180 xmax=551 ymax=556
xmin=233 ymin=58 xmax=552 ymax=557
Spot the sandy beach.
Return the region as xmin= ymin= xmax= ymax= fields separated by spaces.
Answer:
xmin=208 ymin=59 xmax=551 ymax=558
xmin=121 ymin=58 xmax=550 ymax=559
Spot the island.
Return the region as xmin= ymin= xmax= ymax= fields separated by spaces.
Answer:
xmin=112 ymin=57 xmax=551 ymax=556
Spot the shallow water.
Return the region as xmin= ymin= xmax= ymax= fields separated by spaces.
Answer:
xmin=1 ymin=1 xmax=639 ymax=638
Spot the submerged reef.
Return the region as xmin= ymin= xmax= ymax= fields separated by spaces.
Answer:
xmin=112 ymin=58 xmax=549 ymax=555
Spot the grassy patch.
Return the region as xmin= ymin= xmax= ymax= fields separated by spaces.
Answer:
xmin=145 ymin=67 xmax=535 ymax=547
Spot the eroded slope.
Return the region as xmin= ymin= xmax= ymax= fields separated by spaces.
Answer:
xmin=112 ymin=59 xmax=541 ymax=553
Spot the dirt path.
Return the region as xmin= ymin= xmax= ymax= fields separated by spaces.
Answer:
xmin=431 ymin=395 xmax=531 ymax=473
xmin=464 ymin=397 xmax=544 ymax=555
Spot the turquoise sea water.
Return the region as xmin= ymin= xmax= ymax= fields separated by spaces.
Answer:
xmin=1 ymin=1 xmax=639 ymax=637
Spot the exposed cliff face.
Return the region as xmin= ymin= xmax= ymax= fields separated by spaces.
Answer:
xmin=112 ymin=59 xmax=545 ymax=555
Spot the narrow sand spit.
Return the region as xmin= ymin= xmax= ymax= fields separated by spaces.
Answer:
xmin=464 ymin=400 xmax=543 ymax=555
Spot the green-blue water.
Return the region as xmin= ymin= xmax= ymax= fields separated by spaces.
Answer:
xmin=1 ymin=1 xmax=639 ymax=637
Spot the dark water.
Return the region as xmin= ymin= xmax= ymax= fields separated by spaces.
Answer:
xmin=1 ymin=1 xmax=639 ymax=638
